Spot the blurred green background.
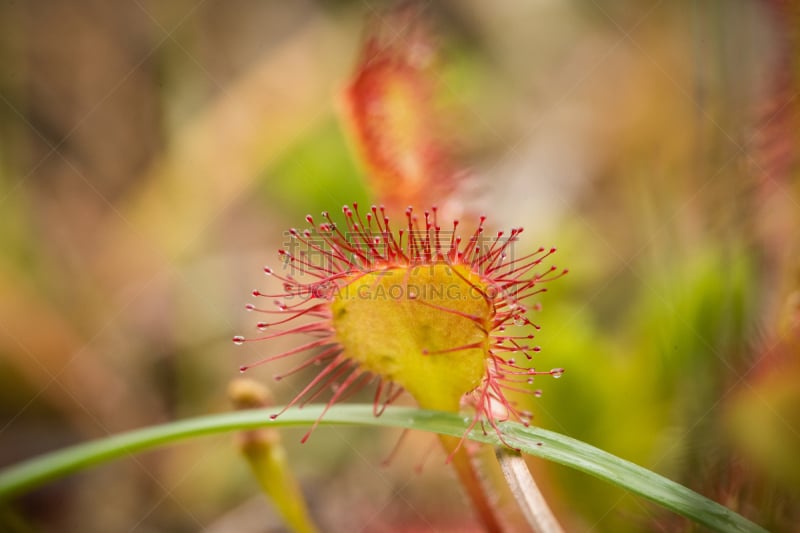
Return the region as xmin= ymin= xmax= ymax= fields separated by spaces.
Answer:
xmin=1 ymin=1 xmax=799 ymax=531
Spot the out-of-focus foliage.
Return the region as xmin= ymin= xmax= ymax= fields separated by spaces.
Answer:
xmin=0 ymin=1 xmax=798 ymax=532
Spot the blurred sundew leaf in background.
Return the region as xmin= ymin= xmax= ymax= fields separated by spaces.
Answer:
xmin=340 ymin=7 xmax=469 ymax=219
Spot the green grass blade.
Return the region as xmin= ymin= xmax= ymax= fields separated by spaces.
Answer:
xmin=0 ymin=405 xmax=766 ymax=532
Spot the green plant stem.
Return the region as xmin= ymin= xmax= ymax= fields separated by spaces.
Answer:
xmin=0 ymin=405 xmax=767 ymax=533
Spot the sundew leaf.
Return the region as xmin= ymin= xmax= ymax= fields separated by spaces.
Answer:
xmin=0 ymin=405 xmax=767 ymax=533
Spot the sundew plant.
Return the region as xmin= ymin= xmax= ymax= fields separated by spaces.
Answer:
xmin=0 ymin=2 xmax=794 ymax=532
xmin=235 ymin=203 xmax=567 ymax=530
xmin=235 ymin=205 xmax=567 ymax=441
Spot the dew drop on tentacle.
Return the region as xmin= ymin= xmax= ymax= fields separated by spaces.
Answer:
xmin=232 ymin=335 xmax=245 ymax=345
xmin=550 ymin=368 xmax=564 ymax=378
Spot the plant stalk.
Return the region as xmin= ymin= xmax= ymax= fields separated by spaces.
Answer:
xmin=439 ymin=435 xmax=504 ymax=532
xmin=496 ymin=448 xmax=564 ymax=533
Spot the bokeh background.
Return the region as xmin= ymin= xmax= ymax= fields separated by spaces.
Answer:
xmin=1 ymin=1 xmax=799 ymax=531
